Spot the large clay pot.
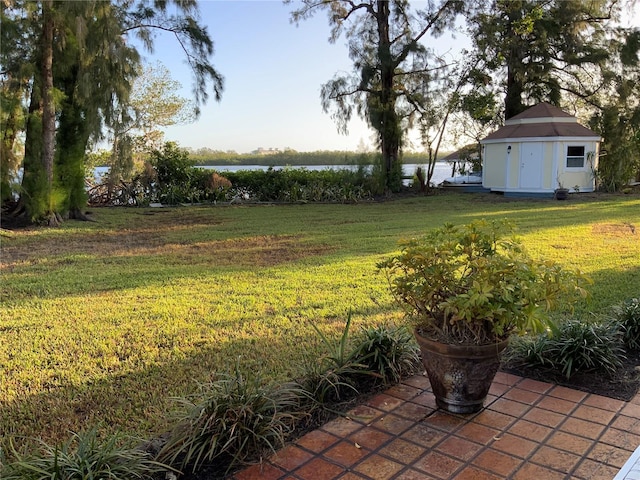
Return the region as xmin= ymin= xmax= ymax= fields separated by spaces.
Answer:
xmin=414 ymin=329 xmax=509 ymax=414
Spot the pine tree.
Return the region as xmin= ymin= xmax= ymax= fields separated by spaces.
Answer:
xmin=289 ymin=0 xmax=464 ymax=193
xmin=466 ymin=0 xmax=613 ymax=119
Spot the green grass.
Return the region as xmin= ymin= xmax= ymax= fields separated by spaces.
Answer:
xmin=1 ymin=193 xmax=639 ymax=447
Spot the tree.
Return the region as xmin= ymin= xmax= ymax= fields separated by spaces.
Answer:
xmin=107 ymin=62 xmax=194 ymax=191
xmin=289 ymin=0 xmax=464 ymax=192
xmin=414 ymin=58 xmax=480 ymax=192
xmin=0 ymin=1 xmax=33 ymax=203
xmin=2 ymin=0 xmax=223 ymax=223
xmin=51 ymin=1 xmax=141 ymax=222
xmin=588 ymin=28 xmax=640 ymax=191
xmin=466 ymin=0 xmax=614 ymax=119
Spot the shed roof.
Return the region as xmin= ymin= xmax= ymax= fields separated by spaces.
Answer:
xmin=508 ymin=102 xmax=573 ymax=121
xmin=481 ymin=102 xmax=601 ymax=142
xmin=441 ymin=144 xmax=479 ymax=161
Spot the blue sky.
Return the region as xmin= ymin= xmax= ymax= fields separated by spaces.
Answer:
xmin=133 ymin=1 xmax=639 ymax=154
xmin=133 ymin=1 xmax=467 ymax=153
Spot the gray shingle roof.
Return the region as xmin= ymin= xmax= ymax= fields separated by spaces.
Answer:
xmin=481 ymin=103 xmax=601 ymax=142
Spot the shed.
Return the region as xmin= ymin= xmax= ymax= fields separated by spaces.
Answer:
xmin=480 ymin=103 xmax=601 ymax=197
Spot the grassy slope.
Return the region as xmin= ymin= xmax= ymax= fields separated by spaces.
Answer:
xmin=1 ymin=193 xmax=639 ymax=446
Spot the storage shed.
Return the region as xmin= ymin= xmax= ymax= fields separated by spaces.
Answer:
xmin=480 ymin=103 xmax=601 ymax=197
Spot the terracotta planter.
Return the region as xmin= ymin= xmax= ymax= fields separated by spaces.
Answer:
xmin=414 ymin=329 xmax=509 ymax=414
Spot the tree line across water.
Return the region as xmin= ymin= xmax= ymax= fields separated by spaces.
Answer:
xmin=186 ymin=150 xmax=445 ymax=167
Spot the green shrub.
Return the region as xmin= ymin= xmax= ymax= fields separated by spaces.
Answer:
xmin=158 ymin=369 xmax=305 ymax=474
xmin=507 ymin=319 xmax=625 ymax=378
xmin=150 ymin=142 xmax=194 ymax=188
xmin=0 ymin=427 xmax=167 ymax=480
xmin=109 ymin=160 xmax=376 ymax=206
xmin=378 ymin=220 xmax=591 ymax=345
xmin=505 ymin=333 xmax=555 ymax=369
xmin=223 ymin=167 xmax=374 ymax=203
xmin=615 ymin=297 xmax=640 ymax=350
xmin=352 ymin=325 xmax=421 ymax=385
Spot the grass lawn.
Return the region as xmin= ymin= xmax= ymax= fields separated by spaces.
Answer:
xmin=1 ymin=192 xmax=639 ymax=448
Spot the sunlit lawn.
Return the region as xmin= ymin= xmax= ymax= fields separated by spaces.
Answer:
xmin=1 ymin=192 xmax=639 ymax=447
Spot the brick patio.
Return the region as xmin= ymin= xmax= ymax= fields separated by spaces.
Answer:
xmin=232 ymin=372 xmax=640 ymax=480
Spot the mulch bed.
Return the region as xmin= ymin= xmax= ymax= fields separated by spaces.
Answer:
xmin=501 ymin=348 xmax=640 ymax=401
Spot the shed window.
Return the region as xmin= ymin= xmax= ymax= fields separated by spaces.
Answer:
xmin=566 ymin=146 xmax=585 ymax=168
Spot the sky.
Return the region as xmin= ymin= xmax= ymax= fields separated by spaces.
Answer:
xmin=132 ymin=1 xmax=468 ymax=153
xmin=132 ymin=0 xmax=639 ymax=154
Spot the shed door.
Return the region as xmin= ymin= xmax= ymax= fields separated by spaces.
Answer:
xmin=520 ymin=143 xmax=543 ymax=189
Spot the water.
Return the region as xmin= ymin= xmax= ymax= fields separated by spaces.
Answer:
xmin=94 ymin=162 xmax=453 ymax=186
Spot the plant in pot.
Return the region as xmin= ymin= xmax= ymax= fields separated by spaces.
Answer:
xmin=555 ymin=180 xmax=570 ymax=200
xmin=377 ymin=220 xmax=589 ymax=414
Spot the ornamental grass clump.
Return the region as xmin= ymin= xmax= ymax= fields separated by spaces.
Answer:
xmin=0 ymin=427 xmax=168 ymax=480
xmin=158 ymin=369 xmax=305 ymax=475
xmin=377 ymin=219 xmax=591 ymax=345
xmin=506 ymin=319 xmax=626 ymax=378
xmin=615 ymin=297 xmax=640 ymax=350
xmin=352 ymin=325 xmax=421 ymax=385
xmin=302 ymin=313 xmax=421 ymax=407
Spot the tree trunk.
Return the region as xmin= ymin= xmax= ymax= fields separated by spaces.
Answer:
xmin=56 ymin=63 xmax=91 ymax=220
xmin=504 ymin=6 xmax=526 ymax=120
xmin=376 ymin=0 xmax=401 ymax=193
xmin=41 ymin=0 xmax=58 ymax=225
xmin=18 ymin=72 xmax=44 ymax=219
xmin=1 ymin=97 xmax=19 ymax=204
xmin=505 ymin=56 xmax=525 ymax=119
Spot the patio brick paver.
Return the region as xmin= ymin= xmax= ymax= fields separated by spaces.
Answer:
xmin=231 ymin=373 xmax=640 ymax=480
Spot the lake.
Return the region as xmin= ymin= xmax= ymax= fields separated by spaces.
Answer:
xmin=95 ymin=162 xmax=454 ymax=186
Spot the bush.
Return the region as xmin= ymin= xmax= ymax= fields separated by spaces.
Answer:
xmin=151 ymin=142 xmax=195 ymax=189
xmin=378 ymin=219 xmax=591 ymax=345
xmin=615 ymin=297 xmax=640 ymax=350
xmin=222 ymin=167 xmax=374 ymax=203
xmin=506 ymin=318 xmax=625 ymax=378
xmin=97 ymin=164 xmax=377 ymax=206
xmin=0 ymin=427 xmax=167 ymax=480
xmin=158 ymin=369 xmax=305 ymax=475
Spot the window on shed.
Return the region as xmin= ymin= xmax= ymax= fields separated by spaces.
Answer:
xmin=566 ymin=146 xmax=585 ymax=168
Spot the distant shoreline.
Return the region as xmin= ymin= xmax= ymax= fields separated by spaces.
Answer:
xmin=190 ymin=151 xmax=451 ymax=167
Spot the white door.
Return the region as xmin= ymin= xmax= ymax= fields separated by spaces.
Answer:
xmin=519 ymin=143 xmax=543 ymax=189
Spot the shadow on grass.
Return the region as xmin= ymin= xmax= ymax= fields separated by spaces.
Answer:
xmin=0 ymin=295 xmax=400 ymax=450
xmin=584 ymin=265 xmax=640 ymax=312
xmin=0 ymin=332 xmax=323 ymax=450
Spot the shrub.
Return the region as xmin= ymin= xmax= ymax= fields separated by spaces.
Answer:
xmin=615 ymin=297 xmax=640 ymax=350
xmin=378 ymin=220 xmax=591 ymax=345
xmin=352 ymin=325 xmax=421 ymax=385
xmin=223 ymin=167 xmax=374 ymax=203
xmin=504 ymin=333 xmax=555 ymax=369
xmin=506 ymin=319 xmax=625 ymax=378
xmin=0 ymin=427 xmax=167 ymax=480
xmin=151 ymin=142 xmax=194 ymax=188
xmin=158 ymin=369 xmax=305 ymax=474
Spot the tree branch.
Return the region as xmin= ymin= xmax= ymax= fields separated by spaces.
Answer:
xmin=394 ymin=0 xmax=457 ymax=69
